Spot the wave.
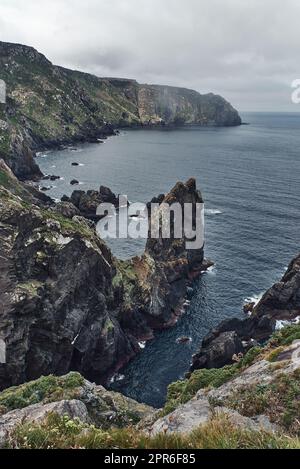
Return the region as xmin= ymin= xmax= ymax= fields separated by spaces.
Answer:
xmin=109 ymin=373 xmax=125 ymax=384
xmin=276 ymin=316 xmax=300 ymax=330
xmin=243 ymin=292 xmax=264 ymax=307
xmin=205 ymin=209 xmax=223 ymax=215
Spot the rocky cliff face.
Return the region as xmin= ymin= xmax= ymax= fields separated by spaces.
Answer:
xmin=191 ymin=253 xmax=300 ymax=372
xmin=0 ymin=161 xmax=208 ymax=390
xmin=254 ymin=253 xmax=300 ymax=321
xmin=0 ymin=41 xmax=241 ymax=179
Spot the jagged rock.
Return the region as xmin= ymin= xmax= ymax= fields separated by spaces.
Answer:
xmin=191 ymin=331 xmax=244 ymax=371
xmin=243 ymin=302 xmax=255 ymax=314
xmin=191 ymin=315 xmax=275 ymax=371
xmin=99 ymin=185 xmax=119 ymax=205
xmin=191 ymin=253 xmax=300 ymax=373
xmin=70 ymin=179 xmax=79 ymax=185
xmin=50 ymin=202 xmax=80 ymax=219
xmin=122 ymin=178 xmax=212 ymax=328
xmin=63 ymin=187 xmax=119 ymax=221
xmin=0 ymin=164 xmax=208 ymax=390
xmin=254 ymin=253 xmax=300 ymax=321
xmin=214 ymin=407 xmax=279 ymax=433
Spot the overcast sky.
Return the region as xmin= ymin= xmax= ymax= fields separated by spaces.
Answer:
xmin=1 ymin=0 xmax=300 ymax=112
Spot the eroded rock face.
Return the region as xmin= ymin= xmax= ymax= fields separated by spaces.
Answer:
xmin=0 ymin=162 xmax=208 ymax=389
xmin=119 ymin=178 xmax=212 ymax=328
xmin=254 ymin=253 xmax=300 ymax=321
xmin=191 ymin=254 xmax=300 ymax=372
xmin=191 ymin=331 xmax=244 ymax=371
xmin=191 ymin=315 xmax=276 ymax=372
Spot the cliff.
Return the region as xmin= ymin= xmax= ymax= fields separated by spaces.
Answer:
xmin=190 ymin=253 xmax=300 ymax=372
xmin=0 ymin=41 xmax=241 ymax=179
xmin=0 ymin=160 xmax=299 ymax=448
xmin=0 ymin=160 xmax=208 ymax=390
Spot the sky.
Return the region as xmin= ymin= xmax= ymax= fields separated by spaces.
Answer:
xmin=0 ymin=0 xmax=300 ymax=112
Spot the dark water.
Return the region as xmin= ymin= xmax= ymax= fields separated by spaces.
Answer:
xmin=38 ymin=113 xmax=300 ymax=408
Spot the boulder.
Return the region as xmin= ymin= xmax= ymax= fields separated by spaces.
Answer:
xmin=191 ymin=331 xmax=244 ymax=371
xmin=0 ymin=400 xmax=89 ymax=448
xmin=191 ymin=315 xmax=275 ymax=372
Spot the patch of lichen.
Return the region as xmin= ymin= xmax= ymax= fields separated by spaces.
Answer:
xmin=0 ymin=373 xmax=84 ymax=415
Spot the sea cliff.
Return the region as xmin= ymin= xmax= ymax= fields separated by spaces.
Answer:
xmin=0 ymin=41 xmax=241 ymax=179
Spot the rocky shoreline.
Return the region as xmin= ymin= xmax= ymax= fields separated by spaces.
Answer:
xmin=190 ymin=253 xmax=300 ymax=373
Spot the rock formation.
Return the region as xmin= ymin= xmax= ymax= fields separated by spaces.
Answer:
xmin=0 ymin=160 xmax=208 ymax=390
xmin=254 ymin=253 xmax=300 ymax=321
xmin=0 ymin=41 xmax=241 ymax=179
xmin=61 ymin=186 xmax=119 ymax=221
xmin=191 ymin=254 xmax=300 ymax=372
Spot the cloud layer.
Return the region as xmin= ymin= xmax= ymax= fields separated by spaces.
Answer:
xmin=1 ymin=0 xmax=300 ymax=111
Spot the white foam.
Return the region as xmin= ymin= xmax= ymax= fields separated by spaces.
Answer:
xmin=244 ymin=293 xmax=264 ymax=307
xmin=205 ymin=209 xmax=223 ymax=215
xmin=276 ymin=316 xmax=300 ymax=330
xmin=139 ymin=341 xmax=146 ymax=349
xmin=109 ymin=373 xmax=125 ymax=384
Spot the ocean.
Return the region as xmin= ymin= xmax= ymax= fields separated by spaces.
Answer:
xmin=37 ymin=112 xmax=300 ymax=407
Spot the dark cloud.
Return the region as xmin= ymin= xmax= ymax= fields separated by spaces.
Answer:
xmin=1 ymin=0 xmax=300 ymax=111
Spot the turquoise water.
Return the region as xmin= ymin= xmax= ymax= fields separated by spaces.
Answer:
xmin=38 ymin=113 xmax=300 ymax=407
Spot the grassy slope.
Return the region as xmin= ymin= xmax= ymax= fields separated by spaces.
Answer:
xmin=1 ymin=324 xmax=300 ymax=449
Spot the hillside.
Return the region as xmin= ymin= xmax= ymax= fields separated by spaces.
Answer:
xmin=0 ymin=41 xmax=241 ymax=179
xmin=0 ymin=324 xmax=299 ymax=449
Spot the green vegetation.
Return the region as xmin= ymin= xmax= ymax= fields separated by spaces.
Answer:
xmin=7 ymin=413 xmax=300 ymax=449
xmin=225 ymin=369 xmax=300 ymax=435
xmin=0 ymin=168 xmax=10 ymax=188
xmin=270 ymin=324 xmax=300 ymax=347
xmin=0 ymin=373 xmax=84 ymax=415
xmin=266 ymin=346 xmax=286 ymax=362
xmin=41 ymin=210 xmax=93 ymax=240
xmin=162 ymin=346 xmax=262 ymax=416
xmin=113 ymin=260 xmax=138 ymax=304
